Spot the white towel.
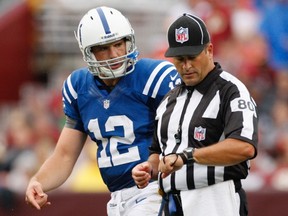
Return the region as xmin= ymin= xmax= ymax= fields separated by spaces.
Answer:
xmin=181 ymin=180 xmax=240 ymax=216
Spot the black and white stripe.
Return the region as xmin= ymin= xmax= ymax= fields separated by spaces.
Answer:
xmin=152 ymin=62 xmax=258 ymax=193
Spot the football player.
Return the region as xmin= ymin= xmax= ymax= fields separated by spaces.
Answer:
xmin=25 ymin=6 xmax=181 ymax=216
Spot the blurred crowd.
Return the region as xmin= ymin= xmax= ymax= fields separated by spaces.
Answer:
xmin=0 ymin=0 xmax=288 ymax=208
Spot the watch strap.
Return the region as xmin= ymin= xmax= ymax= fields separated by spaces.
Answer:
xmin=178 ymin=153 xmax=188 ymax=164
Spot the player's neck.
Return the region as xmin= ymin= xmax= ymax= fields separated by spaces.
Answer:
xmin=102 ymin=78 xmax=120 ymax=88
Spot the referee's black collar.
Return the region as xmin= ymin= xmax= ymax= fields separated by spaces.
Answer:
xmin=194 ymin=62 xmax=222 ymax=94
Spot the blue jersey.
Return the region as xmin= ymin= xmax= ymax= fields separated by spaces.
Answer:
xmin=62 ymin=58 xmax=181 ymax=192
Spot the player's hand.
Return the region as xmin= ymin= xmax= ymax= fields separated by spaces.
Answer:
xmin=25 ymin=179 xmax=51 ymax=210
xmin=158 ymin=154 xmax=184 ymax=179
xmin=132 ymin=162 xmax=152 ymax=189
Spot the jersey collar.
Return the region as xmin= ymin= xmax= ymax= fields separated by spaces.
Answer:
xmin=194 ymin=62 xmax=222 ymax=94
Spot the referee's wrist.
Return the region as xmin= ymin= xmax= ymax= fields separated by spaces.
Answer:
xmin=178 ymin=153 xmax=188 ymax=164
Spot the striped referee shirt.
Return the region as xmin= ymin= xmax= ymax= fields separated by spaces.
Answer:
xmin=150 ymin=62 xmax=258 ymax=193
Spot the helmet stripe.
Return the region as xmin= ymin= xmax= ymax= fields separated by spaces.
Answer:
xmin=96 ymin=7 xmax=111 ymax=34
xmin=78 ymin=24 xmax=83 ymax=45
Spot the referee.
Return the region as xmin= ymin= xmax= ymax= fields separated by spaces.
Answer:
xmin=132 ymin=13 xmax=258 ymax=216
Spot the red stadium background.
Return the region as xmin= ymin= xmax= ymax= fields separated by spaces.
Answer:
xmin=1 ymin=1 xmax=288 ymax=216
xmin=0 ymin=2 xmax=33 ymax=104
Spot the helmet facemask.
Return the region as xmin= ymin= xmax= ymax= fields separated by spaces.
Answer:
xmin=84 ymin=37 xmax=138 ymax=79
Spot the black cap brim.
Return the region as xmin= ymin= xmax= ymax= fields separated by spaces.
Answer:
xmin=165 ymin=44 xmax=206 ymax=57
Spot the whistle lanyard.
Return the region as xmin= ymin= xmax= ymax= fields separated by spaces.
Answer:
xmin=174 ymin=88 xmax=193 ymax=147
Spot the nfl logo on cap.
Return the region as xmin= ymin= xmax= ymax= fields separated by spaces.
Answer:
xmin=175 ymin=27 xmax=189 ymax=44
xmin=165 ymin=13 xmax=210 ymax=57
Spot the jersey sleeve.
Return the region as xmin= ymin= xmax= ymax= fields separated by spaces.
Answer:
xmin=62 ymin=71 xmax=85 ymax=132
xmin=149 ymin=121 xmax=162 ymax=155
xmin=221 ymin=73 xmax=258 ymax=154
xmin=139 ymin=58 xmax=181 ymax=108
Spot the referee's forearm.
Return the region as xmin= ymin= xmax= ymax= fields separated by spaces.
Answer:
xmin=193 ymin=138 xmax=255 ymax=166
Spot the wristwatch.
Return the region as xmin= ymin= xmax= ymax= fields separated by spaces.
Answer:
xmin=179 ymin=147 xmax=195 ymax=164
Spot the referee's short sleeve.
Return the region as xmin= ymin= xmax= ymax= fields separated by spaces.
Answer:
xmin=149 ymin=122 xmax=162 ymax=155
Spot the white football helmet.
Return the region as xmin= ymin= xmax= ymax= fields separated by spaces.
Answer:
xmin=75 ymin=6 xmax=139 ymax=79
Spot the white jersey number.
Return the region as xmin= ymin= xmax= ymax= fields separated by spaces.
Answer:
xmin=88 ymin=115 xmax=140 ymax=168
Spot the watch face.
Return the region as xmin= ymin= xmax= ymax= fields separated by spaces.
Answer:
xmin=186 ymin=148 xmax=193 ymax=153
xmin=185 ymin=148 xmax=193 ymax=154
xmin=184 ymin=148 xmax=195 ymax=163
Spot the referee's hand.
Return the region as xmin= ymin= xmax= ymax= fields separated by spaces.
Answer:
xmin=159 ymin=154 xmax=184 ymax=179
